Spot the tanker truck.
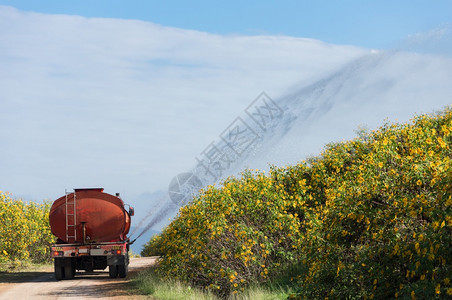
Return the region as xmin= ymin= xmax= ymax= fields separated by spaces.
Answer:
xmin=49 ymin=188 xmax=134 ymax=280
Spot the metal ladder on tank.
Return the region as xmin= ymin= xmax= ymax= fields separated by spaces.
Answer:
xmin=65 ymin=189 xmax=77 ymax=242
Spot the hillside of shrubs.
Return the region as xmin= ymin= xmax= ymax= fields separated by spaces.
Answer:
xmin=0 ymin=192 xmax=54 ymax=268
xmin=142 ymin=106 xmax=452 ymax=299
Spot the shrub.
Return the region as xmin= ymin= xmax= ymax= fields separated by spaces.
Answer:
xmin=289 ymin=110 xmax=452 ymax=299
xmin=149 ymin=106 xmax=452 ymax=299
xmin=141 ymin=233 xmax=165 ymax=257
xmin=153 ymin=170 xmax=304 ymax=297
xmin=0 ymin=192 xmax=54 ymax=265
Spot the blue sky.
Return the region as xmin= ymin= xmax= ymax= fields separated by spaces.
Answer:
xmin=0 ymin=0 xmax=451 ymax=48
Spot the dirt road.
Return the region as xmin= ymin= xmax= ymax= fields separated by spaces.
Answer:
xmin=0 ymin=257 xmax=157 ymax=299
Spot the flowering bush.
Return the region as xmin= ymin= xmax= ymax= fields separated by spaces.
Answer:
xmin=289 ymin=109 xmax=452 ymax=299
xmin=150 ymin=170 xmax=302 ymax=297
xmin=147 ymin=106 xmax=452 ymax=299
xmin=141 ymin=233 xmax=165 ymax=257
xmin=0 ymin=192 xmax=54 ymax=265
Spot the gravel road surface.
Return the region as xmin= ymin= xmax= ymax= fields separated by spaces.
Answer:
xmin=0 ymin=257 xmax=157 ymax=299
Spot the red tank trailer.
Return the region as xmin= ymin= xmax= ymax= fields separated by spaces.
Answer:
xmin=49 ymin=188 xmax=134 ymax=280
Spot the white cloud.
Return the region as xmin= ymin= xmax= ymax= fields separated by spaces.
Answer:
xmin=243 ymin=51 xmax=452 ymax=172
xmin=0 ymin=5 xmax=366 ymax=201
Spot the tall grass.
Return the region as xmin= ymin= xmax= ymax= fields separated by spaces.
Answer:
xmin=132 ymin=266 xmax=294 ymax=300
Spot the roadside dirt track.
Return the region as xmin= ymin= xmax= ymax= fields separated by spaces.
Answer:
xmin=0 ymin=257 xmax=157 ymax=299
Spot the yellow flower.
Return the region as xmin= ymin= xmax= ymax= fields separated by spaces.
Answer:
xmin=436 ymin=284 xmax=441 ymax=295
xmin=393 ymin=244 xmax=399 ymax=255
xmin=336 ymin=261 xmax=344 ymax=276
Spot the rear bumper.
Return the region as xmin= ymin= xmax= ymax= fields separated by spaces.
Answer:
xmin=51 ymin=241 xmax=128 ymax=258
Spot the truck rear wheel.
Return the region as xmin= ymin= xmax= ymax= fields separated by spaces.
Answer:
xmin=54 ymin=264 xmax=64 ymax=280
xmin=118 ymin=263 xmax=128 ymax=278
xmin=65 ymin=264 xmax=75 ymax=279
xmin=109 ymin=265 xmax=118 ymax=278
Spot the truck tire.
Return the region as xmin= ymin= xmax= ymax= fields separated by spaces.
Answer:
xmin=54 ymin=264 xmax=64 ymax=281
xmin=109 ymin=265 xmax=118 ymax=278
xmin=72 ymin=262 xmax=76 ymax=277
xmin=118 ymin=263 xmax=128 ymax=278
xmin=64 ymin=264 xmax=75 ymax=279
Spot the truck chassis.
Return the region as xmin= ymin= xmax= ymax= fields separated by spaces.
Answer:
xmin=51 ymin=240 xmax=129 ymax=280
